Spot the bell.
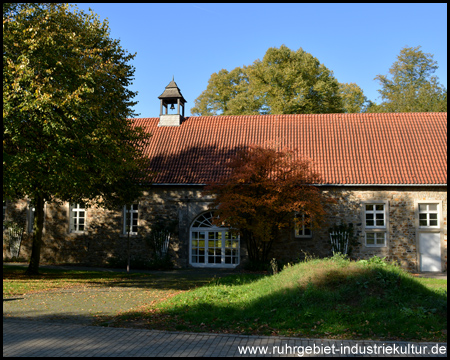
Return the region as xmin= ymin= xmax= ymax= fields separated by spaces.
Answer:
xmin=170 ymin=104 xmax=175 ymax=110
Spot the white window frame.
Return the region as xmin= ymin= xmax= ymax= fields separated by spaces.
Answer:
xmin=28 ymin=202 xmax=36 ymax=233
xmin=70 ymin=203 xmax=86 ymax=233
xmin=363 ymin=201 xmax=389 ymax=247
xmin=294 ymin=212 xmax=312 ymax=238
xmin=189 ymin=211 xmax=240 ymax=268
xmin=3 ymin=200 xmax=6 ymax=226
xmin=418 ymin=203 xmax=440 ymax=229
xmin=123 ymin=204 xmax=139 ymax=235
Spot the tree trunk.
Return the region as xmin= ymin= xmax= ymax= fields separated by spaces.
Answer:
xmin=26 ymin=194 xmax=45 ymax=275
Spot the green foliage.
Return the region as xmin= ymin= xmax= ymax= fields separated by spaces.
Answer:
xmin=371 ymin=46 xmax=447 ymax=113
xmin=191 ymin=45 xmax=344 ymax=115
xmin=3 ymin=4 xmax=152 ymax=274
xmin=338 ymin=82 xmax=373 ymax=113
xmin=327 ymin=252 xmax=351 ymax=266
xmin=358 ymin=255 xmax=388 ymax=267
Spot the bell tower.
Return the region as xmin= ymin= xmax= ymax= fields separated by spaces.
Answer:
xmin=158 ymin=77 xmax=187 ymax=126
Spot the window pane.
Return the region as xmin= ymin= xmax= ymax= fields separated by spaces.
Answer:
xmin=375 ymin=214 xmax=384 ymax=226
xmin=376 ymin=233 xmax=385 ymax=245
xmin=419 ymin=204 xmax=427 ymax=212
xmin=366 ymin=233 xmax=375 ymax=245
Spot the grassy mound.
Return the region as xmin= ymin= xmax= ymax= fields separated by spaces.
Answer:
xmin=117 ymin=255 xmax=447 ymax=341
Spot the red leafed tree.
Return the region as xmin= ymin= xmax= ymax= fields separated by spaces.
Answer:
xmin=205 ymin=144 xmax=335 ymax=265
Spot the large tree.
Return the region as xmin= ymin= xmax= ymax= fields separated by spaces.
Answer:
xmin=191 ymin=45 xmax=344 ymax=116
xmin=3 ymin=4 xmax=151 ymax=274
xmin=205 ymin=145 xmax=334 ymax=265
xmin=339 ymin=82 xmax=373 ymax=113
xmin=371 ymin=46 xmax=447 ymax=113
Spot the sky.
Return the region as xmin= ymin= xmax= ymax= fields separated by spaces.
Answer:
xmin=73 ymin=3 xmax=447 ymax=118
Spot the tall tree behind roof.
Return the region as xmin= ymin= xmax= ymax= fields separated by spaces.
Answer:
xmin=371 ymin=46 xmax=447 ymax=113
xmin=191 ymin=45 xmax=345 ymax=116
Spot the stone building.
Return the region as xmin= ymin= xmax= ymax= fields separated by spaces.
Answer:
xmin=3 ymin=80 xmax=447 ymax=272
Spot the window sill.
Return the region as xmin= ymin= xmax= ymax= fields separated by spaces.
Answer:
xmin=120 ymin=233 xmax=139 ymax=238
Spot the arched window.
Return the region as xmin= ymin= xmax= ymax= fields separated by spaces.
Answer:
xmin=190 ymin=211 xmax=240 ymax=268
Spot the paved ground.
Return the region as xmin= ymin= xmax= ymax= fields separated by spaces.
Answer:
xmin=3 ymin=318 xmax=447 ymax=357
xmin=3 ymin=264 xmax=447 ymax=357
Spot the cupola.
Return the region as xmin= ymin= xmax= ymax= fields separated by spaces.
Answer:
xmin=158 ymin=77 xmax=187 ymax=126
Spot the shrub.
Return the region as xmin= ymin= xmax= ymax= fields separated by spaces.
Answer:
xmin=328 ymin=222 xmax=358 ymax=256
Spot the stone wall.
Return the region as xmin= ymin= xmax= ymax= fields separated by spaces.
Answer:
xmin=270 ymin=186 xmax=447 ymax=272
xmin=3 ymin=186 xmax=447 ymax=272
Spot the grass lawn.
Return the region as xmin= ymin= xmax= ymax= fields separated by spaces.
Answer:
xmin=2 ymin=265 xmax=214 ymax=297
xmin=107 ymin=256 xmax=447 ymax=342
xmin=3 ymin=258 xmax=447 ymax=342
xmin=3 ymin=265 xmax=158 ymax=296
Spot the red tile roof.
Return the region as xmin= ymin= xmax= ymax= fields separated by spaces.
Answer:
xmin=132 ymin=113 xmax=447 ymax=185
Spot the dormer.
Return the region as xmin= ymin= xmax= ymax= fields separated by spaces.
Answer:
xmin=158 ymin=77 xmax=187 ymax=126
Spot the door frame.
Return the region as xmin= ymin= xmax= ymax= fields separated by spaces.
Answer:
xmin=189 ymin=211 xmax=240 ymax=268
xmin=415 ymin=200 xmax=443 ymax=272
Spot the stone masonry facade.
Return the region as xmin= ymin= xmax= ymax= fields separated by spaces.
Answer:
xmin=3 ymin=186 xmax=447 ymax=272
